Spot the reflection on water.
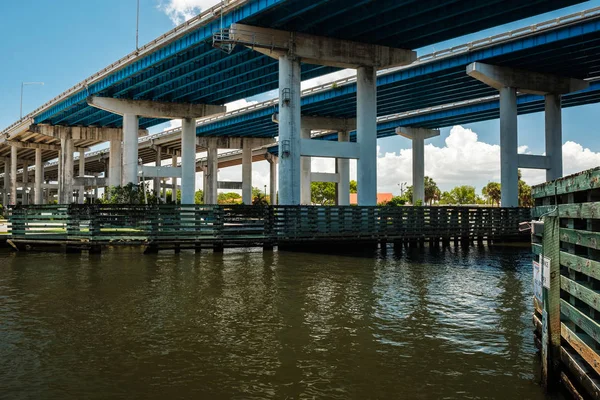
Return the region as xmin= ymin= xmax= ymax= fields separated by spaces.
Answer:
xmin=0 ymin=245 xmax=543 ymax=399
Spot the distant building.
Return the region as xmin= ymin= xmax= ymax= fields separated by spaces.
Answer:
xmin=349 ymin=193 xmax=394 ymax=205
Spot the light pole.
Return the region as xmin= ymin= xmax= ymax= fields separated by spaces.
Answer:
xmin=20 ymin=82 xmax=44 ymax=119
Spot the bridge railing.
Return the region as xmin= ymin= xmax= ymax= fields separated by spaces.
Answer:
xmin=6 ymin=204 xmax=530 ymax=245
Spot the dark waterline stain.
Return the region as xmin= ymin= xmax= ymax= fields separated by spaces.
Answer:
xmin=0 ymin=246 xmax=546 ymax=399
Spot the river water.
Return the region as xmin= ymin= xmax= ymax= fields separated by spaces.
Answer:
xmin=0 ymin=245 xmax=545 ymax=399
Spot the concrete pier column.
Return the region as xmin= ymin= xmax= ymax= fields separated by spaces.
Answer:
xmin=545 ymin=94 xmax=563 ymax=181
xmin=337 ymin=131 xmax=350 ymax=206
xmin=413 ymin=134 xmax=425 ymax=204
xmin=10 ymin=147 xmax=17 ymax=205
xmin=277 ymin=54 xmax=302 ymax=205
xmin=22 ymin=161 xmax=29 ymax=205
xmin=78 ymin=150 xmax=85 ymax=204
xmin=59 ymin=138 xmax=74 ymax=204
xmin=172 ymin=155 xmax=178 ymax=203
xmin=108 ymin=139 xmax=122 ymax=187
xmin=206 ymin=143 xmax=218 ymax=204
xmin=201 ymin=165 xmax=208 ymax=204
xmin=300 ymin=128 xmax=312 ymax=205
xmin=180 ymin=118 xmax=196 ymax=204
xmin=154 ymin=146 xmax=162 ymax=195
xmin=500 ymin=87 xmax=518 ymax=207
xmin=268 ymin=156 xmax=278 ymax=205
xmin=3 ymin=159 xmax=9 ymax=205
xmin=122 ymin=113 xmax=139 ymax=186
xmin=356 ymin=66 xmax=377 ymax=206
xmin=242 ymin=141 xmax=253 ymax=204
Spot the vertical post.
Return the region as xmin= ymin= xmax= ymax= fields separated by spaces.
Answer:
xmin=154 ymin=146 xmax=162 ymax=196
xmin=10 ymin=147 xmax=17 ymax=205
xmin=180 ymin=118 xmax=196 ymax=204
xmin=242 ymin=140 xmax=253 ymax=204
xmin=412 ymin=131 xmax=425 ymax=205
xmin=277 ymin=54 xmax=301 ymax=205
xmin=3 ymin=159 xmax=9 ymax=206
xmin=172 ymin=155 xmax=178 ymax=203
xmin=22 ymin=161 xmax=29 ymax=205
xmin=201 ymin=165 xmax=208 ymax=204
xmin=60 ymin=138 xmax=74 ymax=204
xmin=35 ymin=148 xmax=43 ymax=204
xmin=122 ymin=113 xmax=139 ymax=186
xmin=500 ymin=86 xmax=518 ymax=207
xmin=206 ymin=142 xmax=218 ymax=204
xmin=78 ymin=150 xmax=85 ymax=204
xmin=108 ymin=139 xmax=122 ymax=187
xmin=301 ymin=128 xmax=312 ymax=205
xmin=337 ymin=130 xmax=350 ymax=206
xmin=357 ymin=66 xmax=377 ymax=206
xmin=545 ymin=94 xmax=563 ymax=182
xmin=269 ymin=155 xmax=278 ymax=205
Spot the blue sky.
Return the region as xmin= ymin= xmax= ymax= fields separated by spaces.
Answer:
xmin=1 ymin=0 xmax=599 ymax=192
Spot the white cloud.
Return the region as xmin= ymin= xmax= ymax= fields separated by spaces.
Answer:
xmin=158 ymin=0 xmax=220 ymax=25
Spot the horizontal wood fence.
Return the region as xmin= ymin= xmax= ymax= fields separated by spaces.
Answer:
xmin=7 ymin=204 xmax=530 ymax=249
xmin=532 ymin=166 xmax=600 ymax=399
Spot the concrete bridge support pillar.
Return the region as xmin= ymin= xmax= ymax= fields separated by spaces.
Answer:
xmin=122 ymin=113 xmax=139 ymax=187
xmin=545 ymin=94 xmax=562 ymax=182
xmin=154 ymin=146 xmax=162 ymax=196
xmin=181 ymin=118 xmax=196 ymax=204
xmin=172 ymin=155 xmax=178 ymax=203
xmin=10 ymin=147 xmax=17 ymax=205
xmin=108 ymin=139 xmax=122 ymax=188
xmin=266 ymin=154 xmax=278 ymax=205
xmin=300 ymin=128 xmax=312 ymax=205
xmin=205 ymin=143 xmax=219 ymax=204
xmin=396 ymin=127 xmax=440 ymax=205
xmin=3 ymin=159 xmax=10 ymax=206
xmin=500 ymin=87 xmax=519 ymax=208
xmin=201 ymin=165 xmax=208 ymax=204
xmin=35 ymin=149 xmax=43 ymax=205
xmin=78 ymin=150 xmax=85 ymax=204
xmin=242 ymin=141 xmax=253 ymax=204
xmin=337 ymin=131 xmax=350 ymax=206
xmin=59 ymin=138 xmax=74 ymax=204
xmin=357 ymin=66 xmax=377 ymax=206
xmin=277 ymin=55 xmax=302 ymax=205
xmin=22 ymin=161 xmax=29 ymax=205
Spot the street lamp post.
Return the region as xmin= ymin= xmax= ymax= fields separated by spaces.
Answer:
xmin=20 ymin=82 xmax=44 ymax=119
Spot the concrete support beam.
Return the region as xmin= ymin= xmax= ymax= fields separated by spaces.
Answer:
xmin=242 ymin=140 xmax=253 ymax=204
xmin=59 ymin=138 xmax=74 ymax=204
xmin=122 ymin=114 xmax=139 ymax=186
xmin=29 ymin=124 xmax=147 ymax=141
xmin=22 ymin=161 xmax=29 ymax=205
xmin=300 ymin=129 xmax=312 ymax=205
xmin=230 ymin=24 xmax=416 ymax=69
xmin=277 ymin=54 xmax=301 ymax=205
xmin=150 ymin=145 xmax=180 ymax=158
xmin=73 ymin=177 xmax=108 ymax=187
xmin=138 ymin=166 xmax=182 ymax=179
xmin=337 ymin=131 xmax=350 ymax=206
xmin=87 ymin=96 xmax=226 ymax=119
xmin=311 ymin=172 xmax=339 ymax=183
xmin=205 ymin=143 xmax=218 ymax=204
xmin=7 ymin=140 xmax=89 ymax=152
xmin=180 ymin=118 xmax=197 ymax=204
xmin=78 ymin=150 xmax=85 ymax=204
xmin=300 ymin=139 xmax=360 ymax=159
xmin=356 ymin=66 xmax=377 ymax=206
xmin=466 ymin=62 xmax=588 ymax=95
xmin=108 ymin=139 xmax=122 ymax=187
xmin=10 ymin=147 xmax=17 ymax=205
xmin=3 ymin=160 xmax=9 ymax=205
xmin=272 ymin=114 xmax=356 ymax=132
xmin=545 ymin=94 xmax=563 ymax=181
xmin=266 ymin=154 xmax=277 ymax=205
xmin=197 ymin=137 xmax=273 ymax=150
xmin=518 ymin=154 xmax=551 ymax=170
xmin=500 ymin=87 xmax=519 ymax=207
xmin=396 ymin=127 xmax=441 ymax=205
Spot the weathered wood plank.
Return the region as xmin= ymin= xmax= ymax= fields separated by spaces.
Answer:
xmin=561 ymin=228 xmax=600 ymax=251
xmin=562 ymin=323 xmax=600 ymax=376
xmin=561 ymin=346 xmax=600 ymax=400
xmin=561 ymin=252 xmax=600 ymax=281
xmin=561 ymin=300 xmax=600 ymax=345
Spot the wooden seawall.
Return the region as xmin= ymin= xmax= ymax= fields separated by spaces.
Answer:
xmin=6 ymin=204 xmax=530 ymax=253
xmin=532 ymin=166 xmax=600 ymax=399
